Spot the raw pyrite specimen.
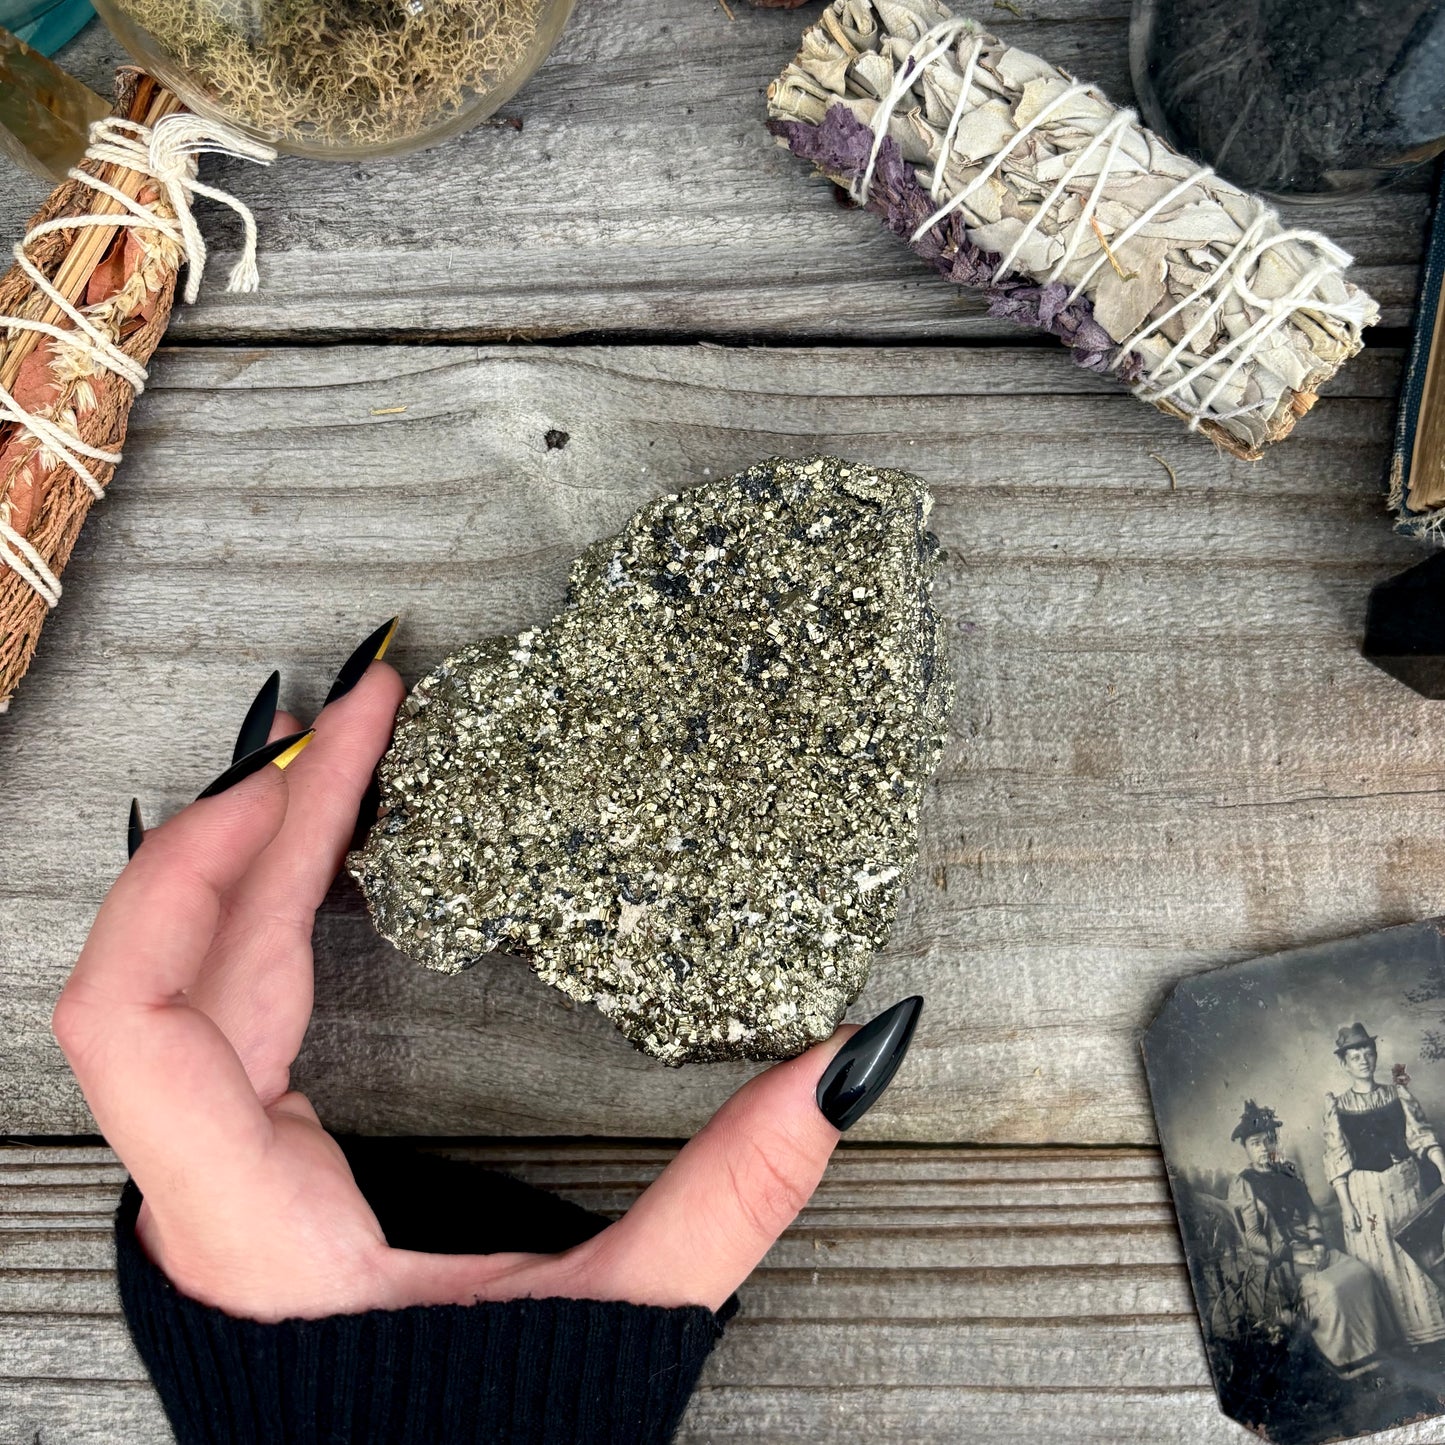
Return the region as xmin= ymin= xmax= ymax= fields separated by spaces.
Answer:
xmin=351 ymin=455 xmax=952 ymax=1064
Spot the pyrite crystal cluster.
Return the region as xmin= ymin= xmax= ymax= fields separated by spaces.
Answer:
xmin=352 ymin=456 xmax=952 ymax=1063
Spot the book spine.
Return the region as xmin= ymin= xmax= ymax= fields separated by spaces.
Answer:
xmin=1392 ymin=161 xmax=1445 ymax=536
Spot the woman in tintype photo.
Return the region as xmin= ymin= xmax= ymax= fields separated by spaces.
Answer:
xmin=1323 ymin=1022 xmax=1445 ymax=1345
xmin=1229 ymin=1101 xmax=1395 ymax=1375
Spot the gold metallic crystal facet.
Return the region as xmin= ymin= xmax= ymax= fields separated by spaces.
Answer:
xmin=352 ymin=456 xmax=953 ymax=1065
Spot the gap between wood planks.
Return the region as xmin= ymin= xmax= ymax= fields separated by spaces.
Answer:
xmin=0 ymin=1135 xmax=1169 ymax=1153
xmin=147 ymin=325 xmax=1414 ymax=355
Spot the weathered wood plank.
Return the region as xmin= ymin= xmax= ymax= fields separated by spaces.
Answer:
xmin=1 ymin=342 xmax=1434 ymax=1143
xmin=0 ymin=1142 xmax=1203 ymax=1444
xmin=1 ymin=0 xmax=1421 ymax=343
xmin=9 ymin=1142 xmax=1445 ymax=1444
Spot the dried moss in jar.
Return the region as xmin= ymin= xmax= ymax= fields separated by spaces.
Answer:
xmin=91 ymin=0 xmax=574 ymax=157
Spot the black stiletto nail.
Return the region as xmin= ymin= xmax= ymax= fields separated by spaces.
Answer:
xmin=816 ymin=996 xmax=923 ymax=1132
xmin=325 ymin=617 xmax=398 ymax=706
xmin=196 ymin=730 xmax=313 ymax=800
xmin=349 ymin=774 xmax=382 ymax=853
xmin=127 ymin=798 xmax=144 ymax=859
xmin=233 ymin=670 xmax=281 ymax=763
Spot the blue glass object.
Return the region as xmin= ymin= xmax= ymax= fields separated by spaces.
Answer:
xmin=3 ymin=0 xmax=93 ymax=57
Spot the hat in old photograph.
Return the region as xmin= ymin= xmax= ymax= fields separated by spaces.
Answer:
xmin=1334 ymin=1022 xmax=1379 ymax=1057
xmin=1229 ymin=1098 xmax=1283 ymax=1144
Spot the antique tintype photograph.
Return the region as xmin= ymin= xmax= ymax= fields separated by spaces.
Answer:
xmin=1146 ymin=921 xmax=1445 ymax=1445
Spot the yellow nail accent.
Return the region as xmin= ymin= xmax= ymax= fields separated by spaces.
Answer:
xmin=272 ymin=730 xmax=316 ymax=772
xmin=374 ymin=615 xmax=400 ymax=662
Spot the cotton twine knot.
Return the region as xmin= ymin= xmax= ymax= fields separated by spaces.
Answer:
xmin=84 ymin=112 xmax=277 ymax=303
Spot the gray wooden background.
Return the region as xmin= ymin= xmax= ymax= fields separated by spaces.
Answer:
xmin=2 ymin=1 xmax=1442 ymax=1440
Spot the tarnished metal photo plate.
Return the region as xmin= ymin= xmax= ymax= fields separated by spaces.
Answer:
xmin=1145 ymin=920 xmax=1445 ymax=1444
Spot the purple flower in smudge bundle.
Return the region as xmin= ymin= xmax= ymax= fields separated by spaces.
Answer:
xmin=769 ymin=106 xmax=1144 ymax=382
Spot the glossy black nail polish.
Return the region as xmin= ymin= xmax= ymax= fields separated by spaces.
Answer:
xmin=233 ymin=670 xmax=281 ymax=763
xmin=325 ymin=617 xmax=399 ymax=706
xmin=196 ymin=730 xmax=313 ymax=800
xmin=127 ymin=798 xmax=144 ymax=859
xmin=349 ymin=774 xmax=382 ymax=853
xmin=816 ymin=996 xmax=923 ymax=1132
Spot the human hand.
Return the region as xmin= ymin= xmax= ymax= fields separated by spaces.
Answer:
xmin=53 ymin=628 xmax=922 ymax=1323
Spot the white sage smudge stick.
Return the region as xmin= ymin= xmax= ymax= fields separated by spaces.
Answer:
xmin=766 ymin=0 xmax=1379 ymax=460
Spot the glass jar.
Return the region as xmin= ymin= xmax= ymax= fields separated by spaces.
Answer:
xmin=89 ymin=0 xmax=575 ymax=159
xmin=1130 ymin=0 xmax=1445 ymax=199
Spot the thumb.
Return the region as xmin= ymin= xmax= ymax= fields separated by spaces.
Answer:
xmin=575 ymin=996 xmax=923 ymax=1311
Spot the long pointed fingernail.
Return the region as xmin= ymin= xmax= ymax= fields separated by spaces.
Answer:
xmin=325 ymin=617 xmax=398 ymax=706
xmin=127 ymin=798 xmax=144 ymax=859
xmin=233 ymin=670 xmax=281 ymax=763
xmin=196 ymin=730 xmax=314 ymax=800
xmin=816 ymin=996 xmax=923 ymax=1132
xmin=350 ymin=774 xmax=382 ymax=853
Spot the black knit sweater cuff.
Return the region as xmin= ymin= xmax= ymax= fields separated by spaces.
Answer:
xmin=115 ymin=1156 xmax=734 ymax=1445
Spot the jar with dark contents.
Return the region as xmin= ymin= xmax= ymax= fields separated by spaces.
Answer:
xmin=89 ymin=0 xmax=575 ymax=158
xmin=1130 ymin=0 xmax=1445 ymax=199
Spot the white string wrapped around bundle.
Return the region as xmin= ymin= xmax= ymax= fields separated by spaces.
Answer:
xmin=767 ymin=0 xmax=1379 ymax=459
xmin=0 ymin=112 xmax=274 ymax=618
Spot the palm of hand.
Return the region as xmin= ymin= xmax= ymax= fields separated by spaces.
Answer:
xmin=55 ymin=663 xmax=848 ymax=1325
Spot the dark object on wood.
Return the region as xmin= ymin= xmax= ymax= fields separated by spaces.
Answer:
xmin=2 ymin=1140 xmax=1206 ymax=1444
xmin=324 ymin=616 xmax=398 ymax=706
xmin=1362 ymin=551 xmax=1445 ymax=697
xmin=1391 ymin=161 xmax=1445 ymax=533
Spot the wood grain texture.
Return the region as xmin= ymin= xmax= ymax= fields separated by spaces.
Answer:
xmin=9 ymin=1141 xmax=1445 ymax=1444
xmin=1 ymin=0 xmax=1421 ymax=344
xmin=0 ymin=1142 xmax=1217 ymax=1445
xmin=1 ymin=342 xmax=1437 ymax=1143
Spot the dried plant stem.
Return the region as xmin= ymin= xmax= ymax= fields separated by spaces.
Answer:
xmin=1089 ymin=217 xmax=1135 ymax=282
xmin=0 ymin=79 xmax=180 ymax=398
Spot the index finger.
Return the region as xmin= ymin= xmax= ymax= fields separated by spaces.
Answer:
xmin=53 ymin=766 xmax=295 ymax=1195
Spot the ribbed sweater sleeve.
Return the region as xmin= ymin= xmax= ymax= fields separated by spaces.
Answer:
xmin=114 ymin=1143 xmax=735 ymax=1445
